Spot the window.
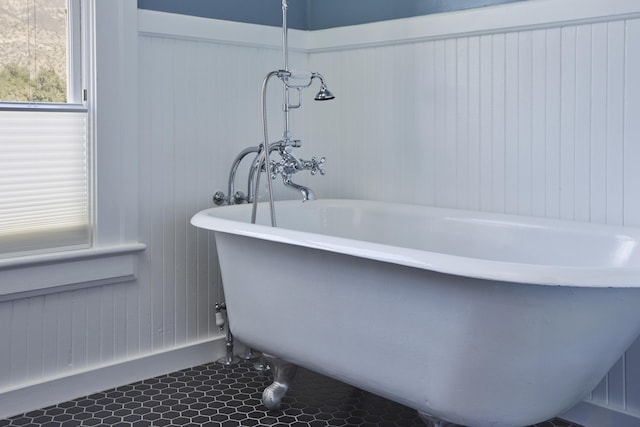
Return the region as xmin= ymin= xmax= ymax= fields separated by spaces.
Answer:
xmin=0 ymin=0 xmax=90 ymax=257
xmin=0 ymin=0 xmax=144 ymax=300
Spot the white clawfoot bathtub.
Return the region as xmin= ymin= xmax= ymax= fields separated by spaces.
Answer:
xmin=191 ymin=199 xmax=640 ymax=427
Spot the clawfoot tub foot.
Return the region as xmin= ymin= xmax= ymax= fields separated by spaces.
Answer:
xmin=418 ymin=412 xmax=462 ymax=427
xmin=262 ymin=355 xmax=298 ymax=410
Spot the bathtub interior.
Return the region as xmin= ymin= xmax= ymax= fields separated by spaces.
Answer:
xmin=204 ymin=199 xmax=640 ymax=269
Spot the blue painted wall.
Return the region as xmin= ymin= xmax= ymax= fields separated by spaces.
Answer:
xmin=137 ymin=0 xmax=309 ymax=29
xmin=137 ymin=0 xmax=527 ymax=30
xmin=307 ymin=0 xmax=526 ymax=30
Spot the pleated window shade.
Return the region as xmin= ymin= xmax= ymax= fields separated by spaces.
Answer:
xmin=0 ymin=110 xmax=90 ymax=257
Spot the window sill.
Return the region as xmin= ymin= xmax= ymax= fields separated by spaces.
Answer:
xmin=0 ymin=243 xmax=147 ymax=302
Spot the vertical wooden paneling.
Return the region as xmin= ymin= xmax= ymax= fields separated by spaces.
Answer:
xmin=624 ymin=20 xmax=640 ymax=227
xmin=359 ymin=48 xmax=376 ymax=200
xmin=608 ymin=355 xmax=626 ymax=412
xmin=25 ymin=297 xmax=44 ymax=380
xmin=444 ymin=38 xmax=458 ymax=209
xmin=160 ymin=36 xmax=177 ymax=350
xmin=544 ymin=28 xmax=561 ymax=219
xmin=307 ymin=50 xmax=343 ymax=200
xmin=479 ymin=34 xmax=493 ymax=212
xmin=559 ymin=26 xmax=577 ymax=221
xmin=590 ymin=22 xmax=609 ymax=225
xmin=135 ymin=36 xmax=153 ymax=359
xmin=517 ymin=31 xmax=533 ymax=216
xmin=491 ymin=33 xmax=506 ymax=213
xmin=413 ymin=40 xmax=437 ymax=206
xmin=70 ymin=289 xmax=88 ymax=372
xmin=432 ymin=40 xmax=444 ymax=205
xmin=147 ymin=36 xmax=168 ymax=351
xmin=455 ymin=37 xmax=469 ymax=209
xmin=113 ymin=284 xmax=128 ymax=361
xmin=434 ymin=40 xmax=451 ymax=206
xmin=194 ymin=42 xmax=218 ymax=340
xmin=467 ymin=36 xmax=481 ymax=211
xmin=42 ymin=294 xmax=61 ymax=375
xmin=531 ymin=29 xmax=547 ymax=218
xmin=0 ymin=303 xmax=11 ymax=383
xmin=394 ymin=43 xmax=416 ymax=203
xmin=173 ymin=38 xmax=192 ymax=346
xmin=370 ymin=46 xmax=393 ymax=200
xmin=606 ymin=21 xmax=625 ymax=227
xmin=99 ymin=286 xmax=116 ymax=362
xmin=504 ymin=32 xmax=519 ymax=214
xmin=10 ymin=299 xmax=28 ymax=385
xmin=626 ymin=340 xmax=640 ymax=414
xmin=624 ymin=19 xmax=640 ymax=413
xmin=308 ymin=16 xmax=640 ymax=418
xmin=85 ymin=288 xmax=101 ymax=365
xmin=338 ymin=48 xmax=366 ymax=198
xmin=573 ymin=25 xmax=592 ymax=222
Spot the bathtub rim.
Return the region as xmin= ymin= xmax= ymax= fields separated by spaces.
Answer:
xmin=191 ymin=198 xmax=640 ymax=288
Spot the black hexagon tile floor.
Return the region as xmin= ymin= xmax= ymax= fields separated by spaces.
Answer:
xmin=0 ymin=360 xmax=584 ymax=427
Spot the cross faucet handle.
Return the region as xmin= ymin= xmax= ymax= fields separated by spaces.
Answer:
xmin=307 ymin=157 xmax=326 ymax=176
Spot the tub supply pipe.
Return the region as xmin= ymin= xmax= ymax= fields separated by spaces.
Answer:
xmin=214 ymin=302 xmax=240 ymax=366
xmin=215 ymin=310 xmax=225 ymax=330
xmin=214 ymin=141 xmax=293 ymax=206
xmin=220 ymin=145 xmax=261 ymax=205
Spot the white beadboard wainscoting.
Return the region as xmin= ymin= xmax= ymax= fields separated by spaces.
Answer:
xmin=0 ymin=9 xmax=309 ymax=421
xmin=138 ymin=2 xmax=640 ymax=425
xmin=0 ymin=7 xmax=243 ymax=420
xmin=305 ymin=2 xmax=640 ymax=426
xmin=2 ymin=1 xmax=640 ymax=425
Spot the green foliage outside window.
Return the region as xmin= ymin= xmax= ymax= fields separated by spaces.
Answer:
xmin=0 ymin=63 xmax=66 ymax=103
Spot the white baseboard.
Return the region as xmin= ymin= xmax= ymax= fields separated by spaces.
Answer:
xmin=0 ymin=337 xmax=226 ymax=420
xmin=562 ymin=401 xmax=640 ymax=427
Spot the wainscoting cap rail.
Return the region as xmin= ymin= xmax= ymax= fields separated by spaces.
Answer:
xmin=138 ymin=9 xmax=308 ymax=51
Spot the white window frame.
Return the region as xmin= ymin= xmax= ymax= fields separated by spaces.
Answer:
xmin=0 ymin=0 xmax=145 ymax=301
